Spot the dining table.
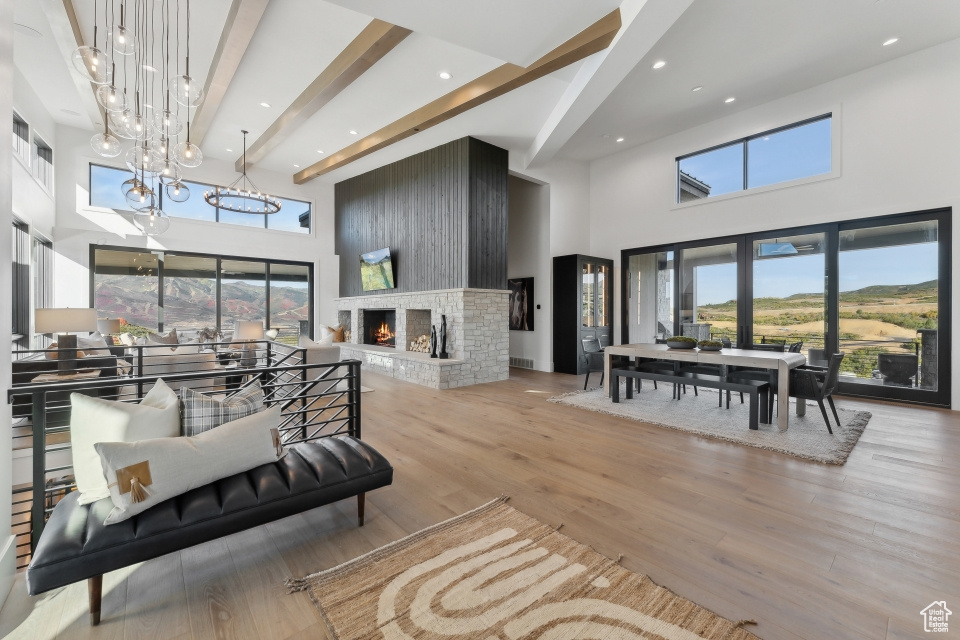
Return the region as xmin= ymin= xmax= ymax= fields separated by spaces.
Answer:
xmin=603 ymin=343 xmax=807 ymax=432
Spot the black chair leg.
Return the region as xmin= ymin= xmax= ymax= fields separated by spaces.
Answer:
xmin=740 ymin=392 xmax=744 ymax=404
xmin=584 ymin=371 xmax=590 ymax=390
xmin=612 ymin=374 xmax=620 ymax=403
xmin=693 ymin=386 xmax=698 ymax=397
xmin=718 ymin=390 xmax=723 ymax=408
xmin=748 ymin=390 xmax=759 ymax=430
xmin=653 ymin=380 xmax=658 ymax=390
xmin=827 ymin=396 xmax=841 ymax=427
xmin=817 ymin=399 xmax=833 ymax=434
xmin=600 ymin=371 xmax=604 ymax=387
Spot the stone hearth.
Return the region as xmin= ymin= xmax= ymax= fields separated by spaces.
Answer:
xmin=335 ymin=288 xmax=509 ymax=389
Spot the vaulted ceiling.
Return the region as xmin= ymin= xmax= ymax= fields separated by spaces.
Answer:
xmin=12 ymin=0 xmax=960 ymax=185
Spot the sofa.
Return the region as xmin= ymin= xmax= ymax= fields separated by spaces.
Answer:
xmin=11 ymin=355 xmax=121 ymax=423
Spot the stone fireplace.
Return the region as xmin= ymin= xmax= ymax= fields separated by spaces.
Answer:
xmin=361 ymin=310 xmax=396 ymax=348
xmin=336 ymin=288 xmax=509 ymax=389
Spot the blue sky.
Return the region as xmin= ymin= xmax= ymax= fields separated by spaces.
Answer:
xmin=695 ymin=243 xmax=938 ymax=305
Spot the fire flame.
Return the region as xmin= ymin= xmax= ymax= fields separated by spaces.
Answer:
xmin=375 ymin=321 xmax=395 ymax=346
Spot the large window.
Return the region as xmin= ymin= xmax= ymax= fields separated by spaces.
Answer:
xmin=89 ymin=163 xmax=312 ymax=232
xmin=12 ymin=220 xmax=30 ymax=352
xmin=32 ymin=235 xmax=53 ymax=349
xmin=33 ymin=134 xmax=53 ymax=191
xmin=623 ymin=209 xmax=951 ymax=406
xmin=677 ymin=115 xmax=831 ymax=203
xmin=92 ymin=246 xmax=313 ymax=341
xmin=12 ymin=111 xmax=29 ymax=166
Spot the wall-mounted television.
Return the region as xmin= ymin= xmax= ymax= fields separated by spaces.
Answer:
xmin=360 ymin=248 xmax=396 ymax=291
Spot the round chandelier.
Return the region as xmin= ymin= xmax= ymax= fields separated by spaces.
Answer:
xmin=204 ymin=130 xmax=281 ymax=215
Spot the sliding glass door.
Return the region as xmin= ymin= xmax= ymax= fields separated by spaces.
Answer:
xmin=621 ymin=208 xmax=951 ymax=406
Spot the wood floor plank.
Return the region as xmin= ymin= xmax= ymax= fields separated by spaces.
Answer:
xmin=0 ymin=368 xmax=956 ymax=640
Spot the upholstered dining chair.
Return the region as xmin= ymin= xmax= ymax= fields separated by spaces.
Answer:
xmin=581 ymin=337 xmax=605 ymax=390
xmin=789 ymin=352 xmax=845 ymax=433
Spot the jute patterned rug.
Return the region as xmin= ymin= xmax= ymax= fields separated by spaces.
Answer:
xmin=287 ymin=498 xmax=759 ymax=639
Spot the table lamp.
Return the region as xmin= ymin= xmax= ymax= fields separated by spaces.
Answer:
xmin=235 ymin=320 xmax=264 ymax=367
xmin=35 ymin=308 xmax=98 ymax=373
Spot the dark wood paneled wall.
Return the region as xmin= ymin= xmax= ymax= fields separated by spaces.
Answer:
xmin=335 ymin=137 xmax=507 ymax=297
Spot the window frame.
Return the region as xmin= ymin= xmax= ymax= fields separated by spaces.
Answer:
xmin=675 ymin=113 xmax=833 ymax=204
xmin=88 ymin=162 xmax=313 ymax=234
xmin=12 ymin=110 xmax=30 ymax=168
xmin=89 ymin=244 xmax=314 ymax=338
xmin=32 ymin=133 xmax=54 ymax=192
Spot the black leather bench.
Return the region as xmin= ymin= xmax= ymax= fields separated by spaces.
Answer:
xmin=26 ymin=435 xmax=393 ymax=625
xmin=611 ymin=366 xmax=771 ymax=430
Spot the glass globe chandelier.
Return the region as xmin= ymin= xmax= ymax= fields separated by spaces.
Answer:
xmin=204 ymin=130 xmax=281 ymax=215
xmin=74 ymin=0 xmax=205 ymax=237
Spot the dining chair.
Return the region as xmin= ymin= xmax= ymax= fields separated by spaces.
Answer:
xmin=581 ymin=337 xmax=605 ymax=390
xmin=789 ymin=353 xmax=845 ymax=433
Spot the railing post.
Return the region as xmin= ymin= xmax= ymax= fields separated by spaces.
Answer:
xmin=30 ymin=390 xmax=46 ymax=552
xmin=353 ymin=361 xmax=361 ymax=440
xmin=136 ymin=345 xmax=144 ymax=399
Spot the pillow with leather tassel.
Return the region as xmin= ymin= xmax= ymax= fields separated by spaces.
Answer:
xmin=94 ymin=405 xmax=285 ymax=525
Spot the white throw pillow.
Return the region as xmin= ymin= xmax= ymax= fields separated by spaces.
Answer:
xmin=95 ymin=406 xmax=283 ymax=524
xmin=299 ymin=334 xmax=334 ymax=348
xmin=118 ymin=332 xmax=137 ymax=346
xmin=317 ymin=325 xmax=332 ymax=339
xmin=70 ymin=379 xmax=181 ymax=505
xmin=77 ymin=331 xmax=111 ymax=356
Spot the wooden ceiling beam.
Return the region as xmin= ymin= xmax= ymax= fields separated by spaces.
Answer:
xmin=191 ymin=0 xmax=271 ymax=146
xmin=293 ymin=8 xmax=621 ymax=184
xmin=239 ymin=19 xmax=411 ymax=171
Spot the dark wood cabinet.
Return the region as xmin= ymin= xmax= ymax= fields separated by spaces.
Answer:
xmin=553 ymin=254 xmax=613 ymax=375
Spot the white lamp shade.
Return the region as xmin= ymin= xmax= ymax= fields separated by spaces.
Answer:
xmin=234 ymin=320 xmax=264 ymax=340
xmin=97 ymin=318 xmax=123 ymax=334
xmin=35 ymin=308 xmax=99 ymax=334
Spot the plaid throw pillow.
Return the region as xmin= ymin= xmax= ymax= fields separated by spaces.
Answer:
xmin=180 ymin=381 xmax=264 ymax=437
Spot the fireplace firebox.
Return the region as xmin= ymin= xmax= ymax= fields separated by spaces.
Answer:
xmin=363 ymin=310 xmax=396 ymax=348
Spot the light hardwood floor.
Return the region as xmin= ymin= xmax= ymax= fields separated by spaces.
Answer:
xmin=1 ymin=368 xmax=958 ymax=640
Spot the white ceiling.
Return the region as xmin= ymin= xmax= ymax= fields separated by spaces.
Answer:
xmin=562 ymin=0 xmax=960 ymax=161
xmin=12 ymin=0 xmax=960 ymax=186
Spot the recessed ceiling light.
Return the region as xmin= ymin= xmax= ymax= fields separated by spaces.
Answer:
xmin=349 ymin=130 xmax=358 ymax=135
xmin=226 ymin=148 xmax=233 ymax=152
xmin=293 ymin=164 xmax=300 ymax=168
xmin=260 ymin=102 xmax=271 ymax=107
xmin=883 ymin=37 xmax=899 ymax=46
xmin=725 ymin=97 xmax=736 ymax=103
xmin=14 ymin=23 xmax=41 ymax=38
xmin=691 ymin=86 xmax=703 ymax=92
xmin=616 ymin=137 xmax=625 ymax=142
xmin=652 ymin=60 xmax=666 ymax=69
xmin=438 ymin=71 xmax=451 ymax=80
xmin=317 ymin=149 xmax=324 ymax=154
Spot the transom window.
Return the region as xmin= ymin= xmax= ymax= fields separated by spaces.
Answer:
xmin=677 ymin=114 xmax=832 ymax=203
xmin=89 ymin=163 xmax=312 ymax=233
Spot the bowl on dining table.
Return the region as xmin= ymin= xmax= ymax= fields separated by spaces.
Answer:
xmin=698 ymin=339 xmax=723 ymax=351
xmin=666 ymin=337 xmax=697 ymax=349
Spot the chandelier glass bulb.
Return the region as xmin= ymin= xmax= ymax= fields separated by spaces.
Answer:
xmin=109 ymin=24 xmax=135 ymax=56
xmin=95 ymin=83 xmax=126 ymax=112
xmin=173 ymin=140 xmax=203 ymax=168
xmin=155 ymin=157 xmax=182 ymax=185
xmin=109 ymin=108 xmax=137 ymax=140
xmin=166 ymin=181 xmax=190 ymax=203
xmin=151 ymin=135 xmax=169 ymax=156
xmin=170 ymin=74 xmax=204 ymax=108
xmin=152 ymin=108 xmax=183 ymax=136
xmin=133 ymin=208 xmax=171 ymax=236
xmin=125 ymin=183 xmax=157 ymax=211
xmin=71 ymin=46 xmax=111 ymax=84
xmin=125 ymin=145 xmax=161 ymax=176
xmin=90 ymin=131 xmax=122 ymax=158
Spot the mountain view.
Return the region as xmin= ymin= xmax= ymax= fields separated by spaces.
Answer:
xmin=95 ymin=275 xmax=309 ymax=334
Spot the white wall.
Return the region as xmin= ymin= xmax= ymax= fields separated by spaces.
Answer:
xmin=589 ymin=37 xmax=960 ymax=406
xmin=53 ymin=125 xmax=340 ymax=329
xmin=12 ymin=67 xmax=56 ymax=239
xmin=507 ymin=175 xmax=550 ymax=371
xmin=509 ymin=156 xmax=592 ymax=372
xmin=0 ymin=0 xmax=17 ymax=609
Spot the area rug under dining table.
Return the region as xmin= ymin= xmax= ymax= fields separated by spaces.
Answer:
xmin=549 ymin=382 xmax=871 ymax=464
xmin=287 ymin=497 xmax=758 ymax=639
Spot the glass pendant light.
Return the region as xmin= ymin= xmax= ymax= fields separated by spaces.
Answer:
xmin=155 ymin=155 xmax=182 ymax=185
xmin=170 ymin=0 xmax=204 ymax=107
xmin=90 ymin=109 xmax=122 ymax=157
xmin=166 ymin=180 xmax=190 ymax=203
xmin=151 ymin=135 xmax=169 ymax=156
xmin=72 ymin=44 xmax=110 ymax=85
xmin=95 ymin=71 xmax=127 ymax=113
xmin=134 ymin=208 xmax=171 ymax=236
xmin=110 ymin=106 xmax=137 ymax=140
xmin=125 ymin=144 xmax=160 ymax=176
xmin=110 ymin=4 xmax=134 ymax=56
xmin=126 ymin=182 xmax=157 ymax=211
xmin=173 ymin=122 xmax=202 ymax=168
xmin=153 ymin=107 xmax=182 ymax=136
